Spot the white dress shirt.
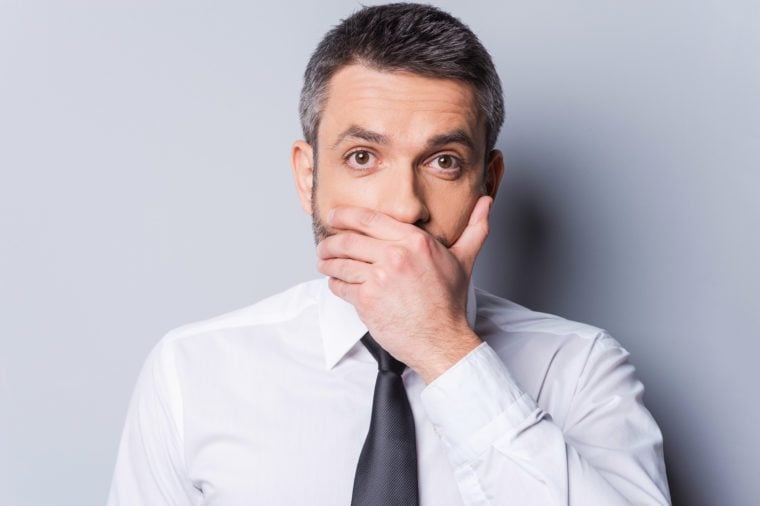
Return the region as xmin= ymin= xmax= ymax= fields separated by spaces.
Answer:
xmin=107 ymin=275 xmax=670 ymax=505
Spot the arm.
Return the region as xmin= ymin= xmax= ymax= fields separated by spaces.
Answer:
xmin=419 ymin=331 xmax=671 ymax=506
xmin=107 ymin=338 xmax=200 ymax=505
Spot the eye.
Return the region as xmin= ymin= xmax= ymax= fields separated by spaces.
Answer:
xmin=344 ymin=149 xmax=377 ymax=170
xmin=430 ymin=154 xmax=464 ymax=171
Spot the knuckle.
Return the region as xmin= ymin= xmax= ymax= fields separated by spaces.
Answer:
xmin=410 ymin=233 xmax=430 ymax=252
xmin=387 ymin=245 xmax=408 ymax=268
xmin=373 ymin=267 xmax=389 ymax=285
xmin=327 ymin=276 xmax=340 ymax=295
xmin=359 ymin=210 xmax=377 ymax=227
xmin=356 ymin=286 xmax=373 ymax=308
xmin=337 ymin=233 xmax=354 ymax=250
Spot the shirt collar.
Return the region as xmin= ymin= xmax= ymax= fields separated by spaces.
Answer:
xmin=318 ymin=275 xmax=478 ymax=371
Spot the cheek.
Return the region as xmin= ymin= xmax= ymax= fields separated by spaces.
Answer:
xmin=316 ymin=165 xmax=376 ymax=209
xmin=440 ymin=203 xmax=473 ymax=230
xmin=428 ymin=193 xmax=478 ymax=241
xmin=314 ymin=166 xmax=343 ymax=204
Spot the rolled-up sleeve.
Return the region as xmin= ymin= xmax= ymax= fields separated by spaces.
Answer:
xmin=419 ymin=332 xmax=671 ymax=505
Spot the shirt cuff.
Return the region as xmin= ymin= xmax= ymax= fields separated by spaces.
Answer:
xmin=419 ymin=341 xmax=542 ymax=468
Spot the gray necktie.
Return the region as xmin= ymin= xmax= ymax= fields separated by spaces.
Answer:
xmin=351 ymin=331 xmax=419 ymax=505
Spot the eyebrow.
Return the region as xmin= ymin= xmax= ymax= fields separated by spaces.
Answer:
xmin=331 ymin=124 xmax=477 ymax=153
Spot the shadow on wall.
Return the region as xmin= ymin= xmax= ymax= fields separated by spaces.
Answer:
xmin=476 ymin=168 xmax=558 ymax=311
xmin=475 ymin=163 xmax=690 ymax=506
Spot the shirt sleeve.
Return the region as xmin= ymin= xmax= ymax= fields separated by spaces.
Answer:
xmin=106 ymin=337 xmax=201 ymax=505
xmin=419 ymin=332 xmax=671 ymax=506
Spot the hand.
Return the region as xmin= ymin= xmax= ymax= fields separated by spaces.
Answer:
xmin=315 ymin=195 xmax=493 ymax=383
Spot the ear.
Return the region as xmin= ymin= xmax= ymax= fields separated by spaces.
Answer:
xmin=291 ymin=139 xmax=315 ymax=214
xmin=483 ymin=149 xmax=505 ymax=200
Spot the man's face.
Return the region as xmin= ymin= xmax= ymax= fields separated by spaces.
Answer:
xmin=292 ymin=63 xmax=503 ymax=248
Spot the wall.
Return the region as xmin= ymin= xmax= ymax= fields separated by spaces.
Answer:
xmin=1 ymin=1 xmax=757 ymax=504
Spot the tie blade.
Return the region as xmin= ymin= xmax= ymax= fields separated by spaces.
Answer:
xmin=351 ymin=361 xmax=419 ymax=505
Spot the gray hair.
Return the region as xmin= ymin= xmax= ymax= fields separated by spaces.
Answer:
xmin=298 ymin=2 xmax=505 ymax=165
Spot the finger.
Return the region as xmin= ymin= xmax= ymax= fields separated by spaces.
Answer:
xmin=328 ymin=206 xmax=410 ymax=241
xmin=328 ymin=276 xmax=360 ymax=306
xmin=317 ymin=231 xmax=385 ymax=263
xmin=317 ymin=257 xmax=371 ymax=284
xmin=449 ymin=196 xmax=492 ymax=275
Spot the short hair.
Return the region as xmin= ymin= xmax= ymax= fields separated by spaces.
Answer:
xmin=298 ymin=2 xmax=505 ymax=164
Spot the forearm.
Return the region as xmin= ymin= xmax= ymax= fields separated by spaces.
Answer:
xmin=419 ymin=337 xmax=671 ymax=505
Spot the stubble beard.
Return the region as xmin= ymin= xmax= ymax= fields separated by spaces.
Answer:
xmin=310 ymin=178 xmax=331 ymax=247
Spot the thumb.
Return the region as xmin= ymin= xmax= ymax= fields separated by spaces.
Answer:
xmin=449 ymin=195 xmax=493 ymax=275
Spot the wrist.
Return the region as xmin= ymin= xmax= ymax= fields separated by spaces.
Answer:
xmin=414 ymin=328 xmax=482 ymax=385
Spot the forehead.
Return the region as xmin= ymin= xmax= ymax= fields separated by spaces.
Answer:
xmin=319 ymin=63 xmax=484 ymax=148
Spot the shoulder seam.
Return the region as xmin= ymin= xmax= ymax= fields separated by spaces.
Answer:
xmin=160 ymin=288 xmax=320 ymax=345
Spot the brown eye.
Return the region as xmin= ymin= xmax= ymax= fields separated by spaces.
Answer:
xmin=344 ymin=150 xmax=377 ymax=171
xmin=352 ymin=150 xmax=371 ymax=165
xmin=431 ymin=154 xmax=462 ymax=171
xmin=437 ymin=155 xmax=453 ymax=169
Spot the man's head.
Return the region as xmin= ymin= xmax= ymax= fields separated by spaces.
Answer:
xmin=291 ymin=2 xmax=505 ymax=247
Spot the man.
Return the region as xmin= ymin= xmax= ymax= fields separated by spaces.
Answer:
xmin=108 ymin=3 xmax=670 ymax=505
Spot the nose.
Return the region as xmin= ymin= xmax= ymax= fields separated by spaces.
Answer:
xmin=377 ymin=166 xmax=430 ymax=227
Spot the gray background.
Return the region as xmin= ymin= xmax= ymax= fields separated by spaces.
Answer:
xmin=1 ymin=1 xmax=758 ymax=505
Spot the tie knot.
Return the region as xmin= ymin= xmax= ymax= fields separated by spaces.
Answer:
xmin=360 ymin=331 xmax=406 ymax=375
